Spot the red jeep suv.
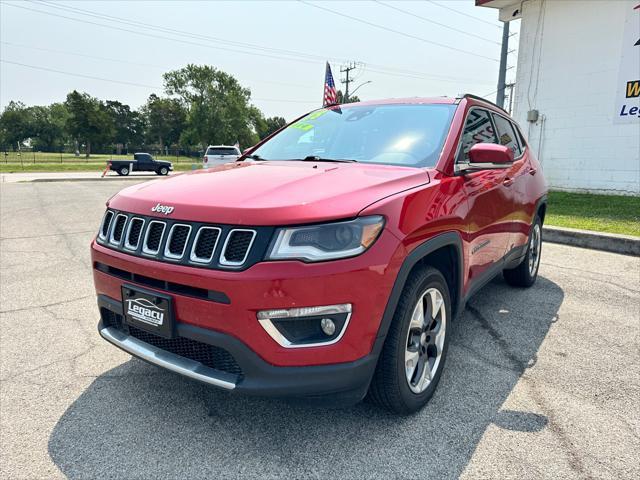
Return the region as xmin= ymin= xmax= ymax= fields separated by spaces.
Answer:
xmin=92 ymin=94 xmax=547 ymax=413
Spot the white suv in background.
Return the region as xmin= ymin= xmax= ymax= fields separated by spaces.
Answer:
xmin=203 ymin=145 xmax=241 ymax=168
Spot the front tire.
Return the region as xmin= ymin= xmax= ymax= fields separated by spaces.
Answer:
xmin=369 ymin=266 xmax=451 ymax=414
xmin=158 ymin=167 xmax=169 ymax=176
xmin=503 ymin=215 xmax=542 ymax=287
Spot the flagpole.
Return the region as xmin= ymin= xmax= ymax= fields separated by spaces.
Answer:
xmin=323 ymin=62 xmax=329 ymax=107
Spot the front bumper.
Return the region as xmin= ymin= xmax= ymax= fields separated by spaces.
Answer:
xmin=91 ymin=229 xmax=404 ymax=367
xmin=98 ymin=295 xmax=377 ymax=403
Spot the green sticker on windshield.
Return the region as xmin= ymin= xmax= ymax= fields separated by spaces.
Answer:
xmin=306 ymin=109 xmax=329 ymax=121
xmin=289 ymin=109 xmax=329 ymax=131
xmin=290 ymin=122 xmax=314 ymax=131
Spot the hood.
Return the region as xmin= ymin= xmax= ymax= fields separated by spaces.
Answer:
xmin=108 ymin=161 xmax=429 ymax=225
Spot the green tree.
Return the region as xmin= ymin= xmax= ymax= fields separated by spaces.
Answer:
xmin=30 ymin=103 xmax=69 ymax=151
xmin=336 ymin=90 xmax=360 ymax=104
xmin=256 ymin=115 xmax=287 ymax=140
xmin=0 ymin=101 xmax=34 ymax=150
xmin=64 ymin=91 xmax=114 ymax=158
xmin=105 ymin=100 xmax=144 ymax=149
xmin=140 ymin=94 xmax=186 ymax=148
xmin=163 ymin=64 xmax=259 ymax=149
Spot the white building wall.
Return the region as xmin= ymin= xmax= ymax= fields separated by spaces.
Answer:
xmin=512 ymin=0 xmax=639 ymax=195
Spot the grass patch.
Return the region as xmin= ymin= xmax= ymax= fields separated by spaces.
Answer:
xmin=546 ymin=191 xmax=640 ymax=237
xmin=0 ymin=162 xmax=199 ymax=173
xmin=1 ymin=151 xmax=197 ymax=163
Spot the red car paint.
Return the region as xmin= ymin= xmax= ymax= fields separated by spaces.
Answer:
xmin=92 ymin=96 xmax=546 ymax=375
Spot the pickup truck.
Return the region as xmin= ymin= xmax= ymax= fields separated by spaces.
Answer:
xmin=108 ymin=153 xmax=173 ymax=176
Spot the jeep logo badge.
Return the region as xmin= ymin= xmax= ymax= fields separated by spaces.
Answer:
xmin=151 ymin=203 xmax=174 ymax=215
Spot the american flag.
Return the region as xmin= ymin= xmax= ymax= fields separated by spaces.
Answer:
xmin=323 ymin=62 xmax=337 ymax=107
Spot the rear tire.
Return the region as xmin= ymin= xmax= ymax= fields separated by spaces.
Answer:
xmin=503 ymin=215 xmax=542 ymax=288
xmin=369 ymin=266 xmax=451 ymax=414
xmin=118 ymin=167 xmax=129 ymax=176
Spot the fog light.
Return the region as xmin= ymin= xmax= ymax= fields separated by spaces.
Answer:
xmin=320 ymin=318 xmax=336 ymax=336
xmin=257 ymin=303 xmax=352 ymax=348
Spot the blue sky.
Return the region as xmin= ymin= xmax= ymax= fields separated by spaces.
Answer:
xmin=0 ymin=0 xmax=517 ymax=120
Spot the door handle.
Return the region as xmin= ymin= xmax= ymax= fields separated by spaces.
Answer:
xmin=529 ymin=167 xmax=537 ymax=176
xmin=503 ymin=177 xmax=514 ymax=187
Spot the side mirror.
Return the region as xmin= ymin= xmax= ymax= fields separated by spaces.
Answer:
xmin=469 ymin=143 xmax=513 ymax=164
xmin=456 ymin=143 xmax=513 ymax=174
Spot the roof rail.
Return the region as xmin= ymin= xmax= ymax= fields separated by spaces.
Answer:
xmin=457 ymin=93 xmax=509 ymax=115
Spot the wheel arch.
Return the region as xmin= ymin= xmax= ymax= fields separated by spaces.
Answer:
xmin=537 ymin=199 xmax=547 ymax=225
xmin=371 ymin=231 xmax=464 ymax=357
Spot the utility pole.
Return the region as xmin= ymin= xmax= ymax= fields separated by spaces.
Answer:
xmin=506 ymin=83 xmax=515 ymax=114
xmin=496 ymin=21 xmax=510 ymax=108
xmin=340 ymin=62 xmax=358 ymax=102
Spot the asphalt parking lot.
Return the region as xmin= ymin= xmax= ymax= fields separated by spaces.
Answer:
xmin=1 ymin=180 xmax=639 ymax=479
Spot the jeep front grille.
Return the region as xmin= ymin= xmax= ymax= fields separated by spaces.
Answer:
xmin=220 ymin=229 xmax=256 ymax=266
xmin=124 ymin=217 xmax=144 ymax=250
xmin=100 ymin=210 xmax=114 ymax=239
xmin=96 ymin=209 xmax=269 ymax=271
xmin=190 ymin=227 xmax=221 ymax=263
xmin=109 ymin=214 xmax=127 ymax=245
xmin=143 ymin=221 xmax=165 ymax=255
xmin=165 ymin=224 xmax=191 ymax=259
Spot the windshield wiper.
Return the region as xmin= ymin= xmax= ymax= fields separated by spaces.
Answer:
xmin=243 ymin=154 xmax=265 ymax=161
xmin=300 ymin=156 xmax=357 ymax=163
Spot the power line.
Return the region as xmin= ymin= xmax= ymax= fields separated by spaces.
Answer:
xmin=299 ymin=1 xmax=498 ymax=62
xmin=1 ymin=41 xmax=316 ymax=90
xmin=0 ymin=60 xmax=317 ymax=104
xmin=363 ymin=66 xmax=493 ymax=86
xmin=35 ymin=0 xmax=326 ymax=63
xmin=6 ymin=2 xmax=318 ymax=65
xmin=29 ymin=0 xmax=487 ymax=85
xmin=0 ymin=60 xmax=163 ymax=89
xmin=1 ymin=41 xmax=167 ymax=70
xmin=374 ymin=1 xmax=500 ymax=45
xmin=4 ymin=1 xmax=498 ymax=86
xmin=424 ymin=0 xmax=503 ymax=29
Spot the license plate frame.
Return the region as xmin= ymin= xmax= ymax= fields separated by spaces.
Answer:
xmin=121 ymin=284 xmax=175 ymax=339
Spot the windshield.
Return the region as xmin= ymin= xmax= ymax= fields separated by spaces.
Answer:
xmin=250 ymin=104 xmax=456 ymax=167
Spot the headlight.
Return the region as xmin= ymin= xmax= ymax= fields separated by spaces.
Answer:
xmin=267 ymin=216 xmax=385 ymax=262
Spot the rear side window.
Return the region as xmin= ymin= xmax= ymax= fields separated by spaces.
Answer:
xmin=458 ymin=109 xmax=498 ymax=162
xmin=491 ymin=114 xmax=521 ymax=157
xmin=206 ymin=147 xmax=238 ymax=156
xmin=513 ymin=122 xmax=527 ymax=150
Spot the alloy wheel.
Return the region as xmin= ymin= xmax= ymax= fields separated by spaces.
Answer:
xmin=528 ymin=223 xmax=541 ymax=276
xmin=404 ymin=287 xmax=447 ymax=394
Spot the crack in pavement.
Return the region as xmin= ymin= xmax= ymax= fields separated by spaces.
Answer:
xmin=0 ymin=294 xmax=93 ymax=314
xmin=1 ymin=306 xmax=99 ymax=383
xmin=0 ymin=344 xmax=98 ymax=384
xmin=0 ymin=229 xmax=96 ymax=241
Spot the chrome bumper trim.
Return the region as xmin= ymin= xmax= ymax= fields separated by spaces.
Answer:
xmin=99 ymin=326 xmax=236 ymax=390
